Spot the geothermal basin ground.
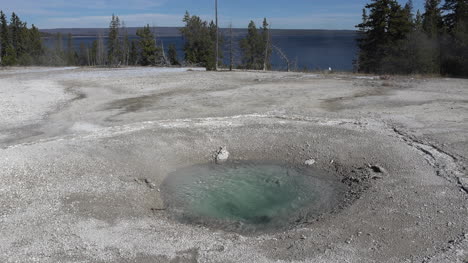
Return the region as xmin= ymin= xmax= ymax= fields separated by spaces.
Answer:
xmin=0 ymin=67 xmax=467 ymax=262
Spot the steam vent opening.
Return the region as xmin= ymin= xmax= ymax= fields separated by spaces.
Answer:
xmin=161 ymin=161 xmax=346 ymax=234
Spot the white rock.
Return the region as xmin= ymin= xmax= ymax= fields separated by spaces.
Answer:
xmin=304 ymin=159 xmax=316 ymax=166
xmin=216 ymin=146 xmax=229 ymax=163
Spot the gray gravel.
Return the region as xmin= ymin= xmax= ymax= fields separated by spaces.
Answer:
xmin=0 ymin=67 xmax=467 ymax=262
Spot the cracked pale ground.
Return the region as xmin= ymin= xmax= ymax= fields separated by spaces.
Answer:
xmin=0 ymin=67 xmax=467 ymax=262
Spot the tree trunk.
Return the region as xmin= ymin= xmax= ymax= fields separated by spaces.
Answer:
xmin=263 ymin=26 xmax=270 ymax=71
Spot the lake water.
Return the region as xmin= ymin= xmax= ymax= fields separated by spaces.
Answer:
xmin=43 ymin=33 xmax=358 ymax=71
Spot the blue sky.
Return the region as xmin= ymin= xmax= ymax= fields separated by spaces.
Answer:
xmin=0 ymin=0 xmax=425 ymax=29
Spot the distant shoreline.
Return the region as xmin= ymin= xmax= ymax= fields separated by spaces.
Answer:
xmin=40 ymin=27 xmax=357 ymax=38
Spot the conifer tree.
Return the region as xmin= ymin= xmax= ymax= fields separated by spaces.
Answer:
xmin=423 ymin=0 xmax=443 ymax=38
xmin=356 ymin=0 xmax=392 ymax=73
xmin=261 ymin=18 xmax=272 ymax=70
xmin=180 ymin=12 xmax=219 ymax=70
xmin=136 ymin=25 xmax=160 ymax=66
xmin=3 ymin=44 xmax=16 ymax=65
xmin=442 ymin=0 xmax=468 ymax=32
xmin=441 ymin=0 xmax=468 ymax=76
xmin=415 ymin=10 xmax=423 ymax=30
xmin=108 ymin=14 xmax=121 ymax=66
xmin=168 ymin=44 xmax=180 ymax=65
xmin=10 ymin=13 xmax=20 ymax=54
xmin=90 ymin=40 xmax=98 ymax=66
xmin=356 ymin=0 xmax=415 ymax=73
xmin=404 ymin=0 xmax=414 ymax=18
xmin=29 ymin=25 xmax=43 ymax=64
xmin=129 ymin=40 xmax=138 ymax=65
xmin=240 ymin=21 xmax=263 ymax=69
xmin=0 ymin=11 xmax=9 ymax=62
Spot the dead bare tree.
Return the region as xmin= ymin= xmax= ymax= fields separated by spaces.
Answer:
xmin=263 ymin=25 xmax=271 ymax=71
xmin=272 ymin=44 xmax=290 ymax=72
xmin=160 ymin=40 xmax=169 ymax=66
xmin=121 ymin=20 xmax=130 ymax=66
xmin=96 ymin=34 xmax=105 ymax=66
xmin=86 ymin=46 xmax=90 ymax=66
xmin=151 ymin=24 xmax=159 ymax=66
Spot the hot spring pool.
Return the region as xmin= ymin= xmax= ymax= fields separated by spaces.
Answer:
xmin=161 ymin=161 xmax=346 ymax=234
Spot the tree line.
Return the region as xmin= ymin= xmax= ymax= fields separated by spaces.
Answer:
xmin=180 ymin=12 xmax=273 ymax=71
xmin=0 ymin=12 xmax=180 ymax=67
xmin=5 ymin=6 xmax=466 ymax=76
xmin=356 ymin=0 xmax=468 ymax=77
xmin=0 ymin=11 xmax=276 ymax=71
xmin=0 ymin=11 xmax=43 ymax=65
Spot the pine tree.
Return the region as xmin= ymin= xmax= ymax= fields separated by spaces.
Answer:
xmin=380 ymin=0 xmax=415 ymax=73
xmin=3 ymin=44 xmax=16 ymax=65
xmin=441 ymin=0 xmax=468 ymax=76
xmin=29 ymin=25 xmax=43 ymax=64
xmin=354 ymin=9 xmax=369 ymax=71
xmin=90 ymin=40 xmax=98 ymax=66
xmin=415 ymin=10 xmax=423 ymax=30
xmin=423 ymin=0 xmax=443 ymax=38
xmin=261 ymin=18 xmax=272 ymax=70
xmin=240 ymin=21 xmax=264 ymax=69
xmin=400 ymin=2 xmax=440 ymax=75
xmin=356 ymin=0 xmax=415 ymax=73
xmin=108 ymin=14 xmax=121 ymax=66
xmin=129 ymin=40 xmax=138 ymax=65
xmin=10 ymin=13 xmax=20 ymax=54
xmin=355 ymin=0 xmax=392 ymax=73
xmin=136 ymin=25 xmax=160 ymax=66
xmin=387 ymin=1 xmax=413 ymax=43
xmin=168 ymin=44 xmax=179 ymax=65
xmin=180 ymin=12 xmax=218 ymax=70
xmin=442 ymin=0 xmax=468 ymax=32
xmin=405 ymin=0 xmax=414 ymax=18
xmin=0 ymin=11 xmax=10 ymax=62
xmin=418 ymin=0 xmax=443 ymax=73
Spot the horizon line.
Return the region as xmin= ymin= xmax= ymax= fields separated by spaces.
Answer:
xmin=40 ymin=27 xmax=357 ymax=31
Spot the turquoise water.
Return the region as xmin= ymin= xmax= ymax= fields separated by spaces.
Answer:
xmin=162 ymin=161 xmax=344 ymax=233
